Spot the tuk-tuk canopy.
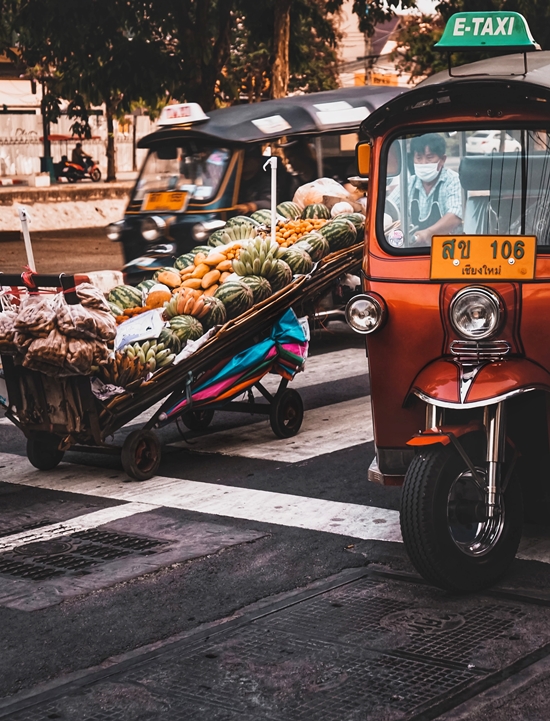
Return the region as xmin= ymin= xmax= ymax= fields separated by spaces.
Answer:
xmin=138 ymin=86 xmax=404 ymax=149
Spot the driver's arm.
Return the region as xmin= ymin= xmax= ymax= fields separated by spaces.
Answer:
xmin=414 ymin=172 xmax=462 ymax=245
xmin=414 ymin=212 xmax=462 ymax=245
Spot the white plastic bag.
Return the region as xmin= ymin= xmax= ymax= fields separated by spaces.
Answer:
xmin=292 ymin=177 xmax=350 ymax=209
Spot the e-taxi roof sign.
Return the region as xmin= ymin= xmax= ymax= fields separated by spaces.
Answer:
xmin=435 ymin=11 xmax=538 ymax=52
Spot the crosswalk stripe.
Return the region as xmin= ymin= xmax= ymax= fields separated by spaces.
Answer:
xmin=0 ymin=502 xmax=160 ymax=553
xmin=0 ymin=453 xmax=402 ymax=543
xmin=172 ymin=396 xmax=373 ymax=462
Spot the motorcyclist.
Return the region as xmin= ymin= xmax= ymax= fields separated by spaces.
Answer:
xmin=71 ymin=143 xmax=92 ymax=170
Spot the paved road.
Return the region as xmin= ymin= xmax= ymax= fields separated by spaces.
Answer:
xmin=2 ymin=322 xmax=550 ymax=719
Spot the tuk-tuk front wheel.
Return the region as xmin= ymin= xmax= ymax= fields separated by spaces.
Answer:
xmin=27 ymin=432 xmax=65 ymax=471
xmin=400 ymin=433 xmax=523 ymax=592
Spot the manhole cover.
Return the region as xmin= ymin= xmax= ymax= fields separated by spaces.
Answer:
xmin=0 ymin=530 xmax=170 ymax=581
xmin=14 ymin=540 xmax=73 ymax=557
xmin=380 ymin=608 xmax=466 ymax=634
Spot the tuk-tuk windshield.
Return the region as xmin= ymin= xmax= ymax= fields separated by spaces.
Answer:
xmin=382 ymin=129 xmax=550 ymax=251
xmin=133 ymin=144 xmax=231 ymax=203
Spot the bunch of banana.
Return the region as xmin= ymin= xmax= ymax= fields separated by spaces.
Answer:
xmin=97 ymin=352 xmax=146 ymax=387
xmin=220 ymin=224 xmax=257 ymax=243
xmin=232 ymin=237 xmax=279 ymax=277
xmin=164 ymin=288 xmax=211 ymax=320
xmin=124 ymin=339 xmax=176 ymax=373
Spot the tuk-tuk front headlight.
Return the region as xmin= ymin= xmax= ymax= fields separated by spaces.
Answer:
xmin=106 ymin=220 xmax=124 ymax=241
xmin=450 ymin=287 xmax=501 ymax=340
xmin=345 ymin=293 xmax=387 ymax=334
xmin=192 ymin=220 xmax=225 ymax=242
xmin=141 ymin=215 xmax=166 ymax=242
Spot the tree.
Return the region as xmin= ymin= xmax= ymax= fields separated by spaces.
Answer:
xmin=15 ymin=0 xmax=172 ymax=180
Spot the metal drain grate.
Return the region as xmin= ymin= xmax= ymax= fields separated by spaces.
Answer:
xmin=0 ymin=530 xmax=170 ymax=581
xmin=0 ymin=519 xmax=53 ymax=538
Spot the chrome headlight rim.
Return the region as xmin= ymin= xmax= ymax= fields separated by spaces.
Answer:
xmin=345 ymin=293 xmax=387 ymax=335
xmin=450 ymin=286 xmax=502 ymax=341
xmin=141 ymin=215 xmax=167 ymax=242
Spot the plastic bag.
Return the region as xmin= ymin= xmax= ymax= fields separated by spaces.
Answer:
xmin=0 ymin=310 xmax=17 ymax=353
xmin=23 ymin=329 xmax=69 ymax=374
xmin=14 ymin=295 xmax=56 ymax=337
xmin=292 ymin=178 xmax=351 ymax=209
xmin=56 ymin=296 xmax=116 ymax=341
xmin=76 ymin=282 xmax=111 ymax=313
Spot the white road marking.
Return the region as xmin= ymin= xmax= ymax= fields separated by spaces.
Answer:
xmin=0 ymin=502 xmax=160 ymax=553
xmin=0 ymin=453 xmax=402 ymax=543
xmin=172 ymin=396 xmax=373 ymax=462
xmin=517 ymin=533 xmax=550 ymax=564
xmin=262 ymin=348 xmax=368 ymax=392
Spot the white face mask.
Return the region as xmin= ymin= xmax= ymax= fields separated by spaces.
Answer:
xmin=414 ymin=162 xmax=440 ymax=183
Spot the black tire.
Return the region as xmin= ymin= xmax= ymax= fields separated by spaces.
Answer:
xmin=27 ymin=432 xmax=65 ymax=471
xmin=270 ymin=389 xmax=303 ymax=439
xmin=90 ymin=167 xmax=101 ymax=182
xmin=67 ymin=174 xmax=78 ymax=183
xmin=400 ymin=433 xmax=523 ymax=592
xmin=181 ymin=408 xmax=215 ymax=431
xmin=121 ymin=430 xmax=161 ymax=481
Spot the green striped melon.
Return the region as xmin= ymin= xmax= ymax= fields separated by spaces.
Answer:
xmin=294 ymin=232 xmax=329 ymax=262
xmin=301 ymin=203 xmax=330 ymax=220
xmin=276 ymin=201 xmax=301 ymax=220
xmin=319 ymin=218 xmax=357 ymax=251
xmin=168 ymin=315 xmax=204 ymax=343
xmin=152 ymin=266 xmax=178 ymax=282
xmin=226 ymin=215 xmax=260 ymax=228
xmin=265 ymin=259 xmax=293 ymax=292
xmin=239 ymin=275 xmax=272 ymax=304
xmin=250 ymin=209 xmax=284 ymax=227
xmin=136 ymin=279 xmax=157 ymax=294
xmin=336 ymin=212 xmax=365 ymax=234
xmin=158 ymin=327 xmax=182 ymax=355
xmin=174 ymin=253 xmax=196 ymax=269
xmin=108 ymin=285 xmax=143 ymax=310
xmin=108 ymin=301 xmax=124 ymax=317
xmin=277 ymin=248 xmax=313 ymax=275
xmin=190 ymin=245 xmax=212 ymax=256
xmin=201 ymin=295 xmax=227 ymax=329
xmin=207 ymin=229 xmax=227 ymax=247
xmin=214 ymin=281 xmax=254 ymax=320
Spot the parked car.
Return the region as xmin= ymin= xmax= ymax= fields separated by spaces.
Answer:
xmin=466 ymin=129 xmax=521 ymax=154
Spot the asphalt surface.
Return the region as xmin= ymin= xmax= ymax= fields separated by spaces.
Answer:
xmin=3 ymin=249 xmax=550 ymax=717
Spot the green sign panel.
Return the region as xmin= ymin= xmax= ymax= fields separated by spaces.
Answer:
xmin=435 ymin=11 xmax=538 ymax=51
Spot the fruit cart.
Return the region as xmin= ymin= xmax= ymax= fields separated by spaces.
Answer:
xmin=0 ymin=243 xmax=361 ymax=480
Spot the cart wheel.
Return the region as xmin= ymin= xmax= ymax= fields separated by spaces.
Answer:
xmin=181 ymin=408 xmax=215 ymax=431
xmin=400 ymin=433 xmax=523 ymax=592
xmin=121 ymin=430 xmax=161 ymax=481
xmin=27 ymin=433 xmax=65 ymax=471
xmin=270 ymin=389 xmax=303 ymax=439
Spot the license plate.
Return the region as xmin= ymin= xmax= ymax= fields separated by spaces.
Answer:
xmin=142 ymin=191 xmax=188 ymax=212
xmin=430 ymin=235 xmax=536 ymax=280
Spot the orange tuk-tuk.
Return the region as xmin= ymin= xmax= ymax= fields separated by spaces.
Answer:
xmin=347 ymin=11 xmax=550 ymax=591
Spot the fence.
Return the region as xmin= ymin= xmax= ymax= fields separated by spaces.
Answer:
xmin=0 ymin=114 xmax=156 ymax=177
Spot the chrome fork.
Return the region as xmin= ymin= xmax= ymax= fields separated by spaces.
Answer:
xmin=484 ymin=402 xmax=505 ymax=519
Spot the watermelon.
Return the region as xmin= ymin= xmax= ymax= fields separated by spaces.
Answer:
xmin=174 ymin=253 xmax=195 ymax=270
xmin=158 ymin=327 xmax=182 ymax=355
xmin=239 ymin=275 xmax=273 ymax=304
xmin=226 ymin=215 xmax=260 ymax=228
xmin=108 ymin=301 xmax=124 ymax=317
xmin=108 ymin=285 xmax=143 ymax=310
xmin=169 ymin=315 xmax=204 ymax=343
xmin=319 ymin=218 xmax=357 ymax=251
xmin=190 ymin=245 xmax=212 ymax=256
xmin=207 ymin=229 xmax=227 ymax=247
xmin=277 ymin=248 xmax=313 ymax=275
xmin=250 ymin=209 xmax=273 ymax=225
xmin=301 ymin=203 xmax=331 ymax=220
xmin=201 ymin=295 xmax=227 ymax=329
xmin=337 ymin=212 xmax=365 ymax=234
xmin=294 ymin=232 xmax=329 ymax=262
xmin=214 ymin=281 xmax=254 ymax=320
xmin=136 ymin=279 xmax=156 ymax=294
xmin=265 ymin=259 xmax=293 ymax=292
xmin=277 ymin=201 xmax=301 ymax=220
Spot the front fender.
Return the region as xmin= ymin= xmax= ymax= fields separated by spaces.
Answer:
xmin=408 ymin=358 xmax=550 ymax=408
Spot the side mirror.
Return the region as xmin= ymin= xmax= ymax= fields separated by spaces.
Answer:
xmin=356 ymin=141 xmax=371 ymax=177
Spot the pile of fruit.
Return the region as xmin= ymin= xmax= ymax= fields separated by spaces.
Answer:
xmin=105 ymin=200 xmax=365 ymax=387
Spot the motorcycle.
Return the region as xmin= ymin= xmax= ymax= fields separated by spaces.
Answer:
xmin=346 ymin=10 xmax=550 ymax=591
xmin=56 ymin=157 xmax=101 ymax=183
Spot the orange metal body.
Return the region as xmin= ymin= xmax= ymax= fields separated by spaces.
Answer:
xmin=361 ymin=88 xmax=550 ymax=484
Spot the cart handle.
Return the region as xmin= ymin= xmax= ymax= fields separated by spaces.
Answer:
xmin=0 ymin=272 xmax=88 ymax=304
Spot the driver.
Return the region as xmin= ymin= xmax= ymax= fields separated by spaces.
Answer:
xmin=390 ymin=133 xmax=462 ymax=245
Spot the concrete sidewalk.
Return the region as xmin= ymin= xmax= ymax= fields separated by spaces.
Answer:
xmin=0 ymin=180 xmax=133 ymax=233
